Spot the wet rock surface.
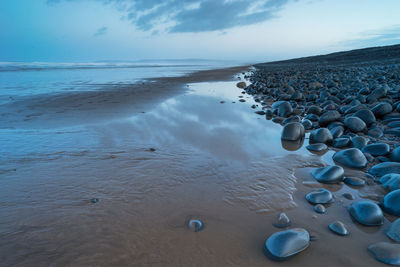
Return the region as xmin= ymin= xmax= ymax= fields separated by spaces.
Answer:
xmin=306 ymin=188 xmax=333 ymax=204
xmin=348 ymin=201 xmax=384 ymax=226
xmin=328 ymin=221 xmax=349 ymax=236
xmin=333 ymin=148 xmax=368 ymax=169
xmin=368 ymin=242 xmax=400 ymax=266
xmin=311 ymin=166 xmax=344 ymax=184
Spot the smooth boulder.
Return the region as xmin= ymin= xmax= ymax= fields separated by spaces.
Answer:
xmin=354 ymin=109 xmax=376 ymax=126
xmin=333 ymin=148 xmax=368 ymax=168
xmin=312 ymin=166 xmax=344 ymax=184
xmin=369 ymin=162 xmax=400 ymax=177
xmin=369 ymin=242 xmax=400 ymax=266
xmin=383 ymin=189 xmax=400 ymax=216
xmin=306 ymin=143 xmax=328 ymax=152
xmin=306 ymin=188 xmax=333 ymax=204
xmin=387 ymin=218 xmax=400 ymax=243
xmin=309 ymin=128 xmax=333 ymax=144
xmin=380 ymin=174 xmax=400 ymax=192
xmin=362 ymin=143 xmax=390 ymax=156
xmin=329 ymin=221 xmax=349 ymax=236
xmin=281 ymin=122 xmax=305 ymax=141
xmin=344 ymin=116 xmax=366 ymax=132
xmin=264 ymin=228 xmax=310 ymax=261
xmin=348 ymin=201 xmax=384 ymax=226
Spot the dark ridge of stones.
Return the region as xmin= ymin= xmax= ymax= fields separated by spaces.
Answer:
xmin=306 ymin=188 xmax=333 ymax=204
xmin=273 ymin=213 xmax=291 ymax=228
xmin=309 ymin=128 xmax=333 ymax=144
xmin=348 ymin=201 xmax=384 ymax=226
xmin=333 ymin=148 xmax=368 ymax=169
xmin=329 ymin=221 xmax=349 ymax=236
xmin=362 ymin=143 xmax=391 ymax=156
xmin=344 ymin=177 xmax=366 ymax=187
xmin=354 ymin=109 xmax=376 ymax=126
xmin=383 ymin=189 xmax=400 ymax=216
xmin=368 ymin=242 xmax=400 ymax=266
xmin=263 ymin=228 xmax=310 ymax=261
xmin=311 ymin=166 xmax=344 ymax=184
xmin=369 ymin=162 xmax=400 ymax=177
xmin=319 ymin=110 xmax=341 ymax=126
xmin=387 ymin=219 xmax=400 ymax=243
xmin=281 ymin=122 xmax=305 ymax=141
xmin=314 ymin=204 xmax=326 ymax=214
xmin=306 ymin=143 xmax=328 ymax=152
xmin=344 ymin=116 xmax=367 ymax=132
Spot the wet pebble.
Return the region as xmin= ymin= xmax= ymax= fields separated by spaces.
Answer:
xmin=332 ymin=137 xmax=350 ymax=148
xmin=381 ymin=174 xmax=400 ymax=192
xmin=348 ymin=201 xmax=384 ymax=226
xmin=309 ymin=128 xmax=333 ymax=144
xmin=306 ymin=188 xmax=333 ymax=204
xmin=369 ymin=162 xmax=400 ymax=177
xmin=383 ymin=189 xmax=400 ymax=216
xmin=329 ymin=221 xmax=349 ymax=236
xmin=273 ymin=212 xmax=291 ymax=228
xmin=90 ymin=198 xmax=99 ymax=203
xmin=368 ymin=242 xmax=400 ymax=266
xmin=344 ymin=116 xmax=366 ymax=132
xmin=333 ymin=148 xmax=368 ymax=168
xmin=281 ymin=122 xmax=305 ymax=141
xmin=354 ymin=109 xmax=376 ymax=126
xmin=342 ymin=193 xmax=355 ymax=200
xmin=306 ymin=143 xmax=328 ymax=152
xmin=343 ymin=177 xmax=366 ymax=186
xmin=188 ymin=219 xmax=204 ymax=232
xmin=387 ymin=219 xmax=400 ymax=243
xmin=362 ymin=143 xmax=390 ymax=156
xmin=263 ymin=228 xmax=310 ymax=261
xmin=314 ymin=204 xmax=326 ymax=214
xmin=312 ymin=166 xmax=344 ymax=184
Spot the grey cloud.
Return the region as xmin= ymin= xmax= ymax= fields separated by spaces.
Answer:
xmin=94 ymin=26 xmax=108 ymax=36
xmin=48 ymin=0 xmax=292 ymax=33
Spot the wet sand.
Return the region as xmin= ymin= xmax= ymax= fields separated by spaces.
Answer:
xmin=0 ymin=66 xmax=391 ymax=266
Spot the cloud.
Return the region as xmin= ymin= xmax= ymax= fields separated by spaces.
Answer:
xmin=48 ymin=0 xmax=292 ymax=33
xmin=343 ymin=25 xmax=400 ymax=48
xmin=94 ymin=26 xmax=108 ymax=36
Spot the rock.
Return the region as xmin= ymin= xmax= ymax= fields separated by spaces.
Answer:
xmin=343 ymin=177 xmax=365 ymax=186
xmin=263 ymin=228 xmax=310 ymax=261
xmin=383 ymin=189 xmax=400 ymax=216
xmin=354 ymin=109 xmax=376 ymax=126
xmin=306 ymin=188 xmax=333 ymax=204
xmin=277 ymin=101 xmax=293 ymax=117
xmin=329 ymin=221 xmax=349 ymax=236
xmin=368 ymin=127 xmax=384 ymax=138
xmin=371 ymin=102 xmax=393 ymax=117
xmin=333 ymin=148 xmax=368 ymax=168
xmin=306 ymin=143 xmax=328 ymax=152
xmin=301 ymin=119 xmax=313 ymax=130
xmin=350 ymin=136 xmax=369 ymax=149
xmin=314 ymin=204 xmax=326 ymax=214
xmin=369 ymin=162 xmax=400 ymax=177
xmin=188 ymin=219 xmax=204 ymax=232
xmin=342 ymin=193 xmax=354 ymax=200
xmin=236 ymin=81 xmax=246 ymax=89
xmin=319 ymin=110 xmax=341 ymax=126
xmin=381 ymin=174 xmax=400 ymax=192
xmin=283 ymin=115 xmax=301 ymax=124
xmin=348 ymin=201 xmax=384 ymax=226
xmin=368 ymin=242 xmax=400 ymax=266
xmin=312 ymin=166 xmax=344 ymax=184
xmin=391 ymin=147 xmax=400 ymax=162
xmin=281 ymin=122 xmax=305 ymax=141
xmin=344 ymin=116 xmax=366 ymax=132
xmin=333 ymin=138 xmax=350 ymax=148
xmin=90 ymin=198 xmax=99 ymax=203
xmin=389 ymin=121 xmax=400 ymax=128
xmin=307 ymin=106 xmax=322 ymax=115
xmin=309 ymin=128 xmax=333 ymax=144
xmin=273 ymin=213 xmax=291 ymax=228
xmin=305 ymin=114 xmax=319 ymax=121
xmin=387 ymin=219 xmax=400 ymax=243
xmin=330 ymin=126 xmax=344 ymax=138
xmin=362 ymin=143 xmax=390 ymax=156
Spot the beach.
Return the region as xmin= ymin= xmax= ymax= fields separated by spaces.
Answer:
xmin=0 ymin=49 xmax=399 ymax=266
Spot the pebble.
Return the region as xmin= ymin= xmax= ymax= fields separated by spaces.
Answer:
xmin=188 ymin=219 xmax=204 ymax=232
xmin=273 ymin=212 xmax=291 ymax=228
xmin=350 ymin=136 xmax=369 ymax=149
xmin=383 ymin=189 xmax=400 ymax=216
xmin=263 ymin=228 xmax=310 ymax=261
xmin=332 ymin=137 xmax=350 ymax=148
xmin=306 ymin=188 xmax=333 ymax=204
xmin=343 ymin=177 xmax=366 ymax=186
xmin=281 ymin=122 xmax=305 ymax=141
xmin=342 ymin=193 xmax=355 ymax=200
xmin=380 ymin=173 xmax=400 ymax=191
xmin=319 ymin=110 xmax=341 ymax=126
xmin=371 ymin=102 xmax=393 ymax=117
xmin=369 ymin=162 xmax=400 ymax=177
xmin=306 ymin=143 xmax=328 ymax=152
xmin=348 ymin=201 xmax=384 ymax=226
xmin=344 ymin=116 xmax=366 ymax=132
xmin=333 ymin=148 xmax=368 ymax=168
xmin=314 ymin=204 xmax=326 ymax=214
xmin=311 ymin=166 xmax=344 ymax=184
xmin=391 ymin=147 xmax=400 ymax=162
xmin=328 ymin=221 xmax=349 ymax=236
xmin=362 ymin=143 xmax=390 ymax=156
xmin=309 ymin=128 xmax=333 ymax=144
xmin=354 ymin=109 xmax=376 ymax=126
xmin=368 ymin=242 xmax=400 ymax=266
xmin=387 ymin=219 xmax=400 ymax=243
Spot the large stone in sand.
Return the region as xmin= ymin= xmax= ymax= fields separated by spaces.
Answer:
xmin=312 ymin=165 xmax=344 ymax=184
xmin=281 ymin=122 xmax=305 ymax=141
xmin=348 ymin=201 xmax=384 ymax=226
xmin=369 ymin=242 xmax=400 ymax=265
xmin=369 ymin=162 xmax=400 ymax=177
xmin=333 ymin=148 xmax=368 ymax=168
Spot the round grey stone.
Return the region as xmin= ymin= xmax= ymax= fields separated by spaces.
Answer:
xmin=312 ymin=166 xmax=344 ymax=184
xmin=333 ymin=148 xmax=368 ymax=168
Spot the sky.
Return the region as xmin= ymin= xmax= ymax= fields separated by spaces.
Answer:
xmin=1 ymin=0 xmax=400 ymax=62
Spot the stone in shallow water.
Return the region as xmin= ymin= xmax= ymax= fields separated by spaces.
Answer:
xmin=333 ymin=148 xmax=368 ymax=168
xmin=369 ymin=162 xmax=400 ymax=177
xmin=342 ymin=193 xmax=354 ymax=200
xmin=309 ymin=128 xmax=333 ymax=144
xmin=306 ymin=143 xmax=328 ymax=152
xmin=344 ymin=177 xmax=366 ymax=186
xmin=344 ymin=116 xmax=366 ymax=132
xmin=383 ymin=189 xmax=400 ymax=216
xmin=368 ymin=242 xmax=400 ymax=266
xmin=312 ymin=166 xmax=344 ymax=184
xmin=306 ymin=188 xmax=333 ymax=204
xmin=329 ymin=221 xmax=349 ymax=236
xmin=380 ymin=174 xmax=400 ymax=192
xmin=263 ymin=228 xmax=310 ymax=261
xmin=314 ymin=204 xmax=326 ymax=214
xmin=273 ymin=213 xmax=291 ymax=228
xmin=281 ymin=122 xmax=305 ymax=141
xmin=362 ymin=143 xmax=390 ymax=156
xmin=387 ymin=219 xmax=400 ymax=243
xmin=188 ymin=219 xmax=204 ymax=232
xmin=348 ymin=201 xmax=384 ymax=226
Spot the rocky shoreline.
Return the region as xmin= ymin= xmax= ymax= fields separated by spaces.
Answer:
xmin=242 ymin=45 xmax=400 ymax=265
